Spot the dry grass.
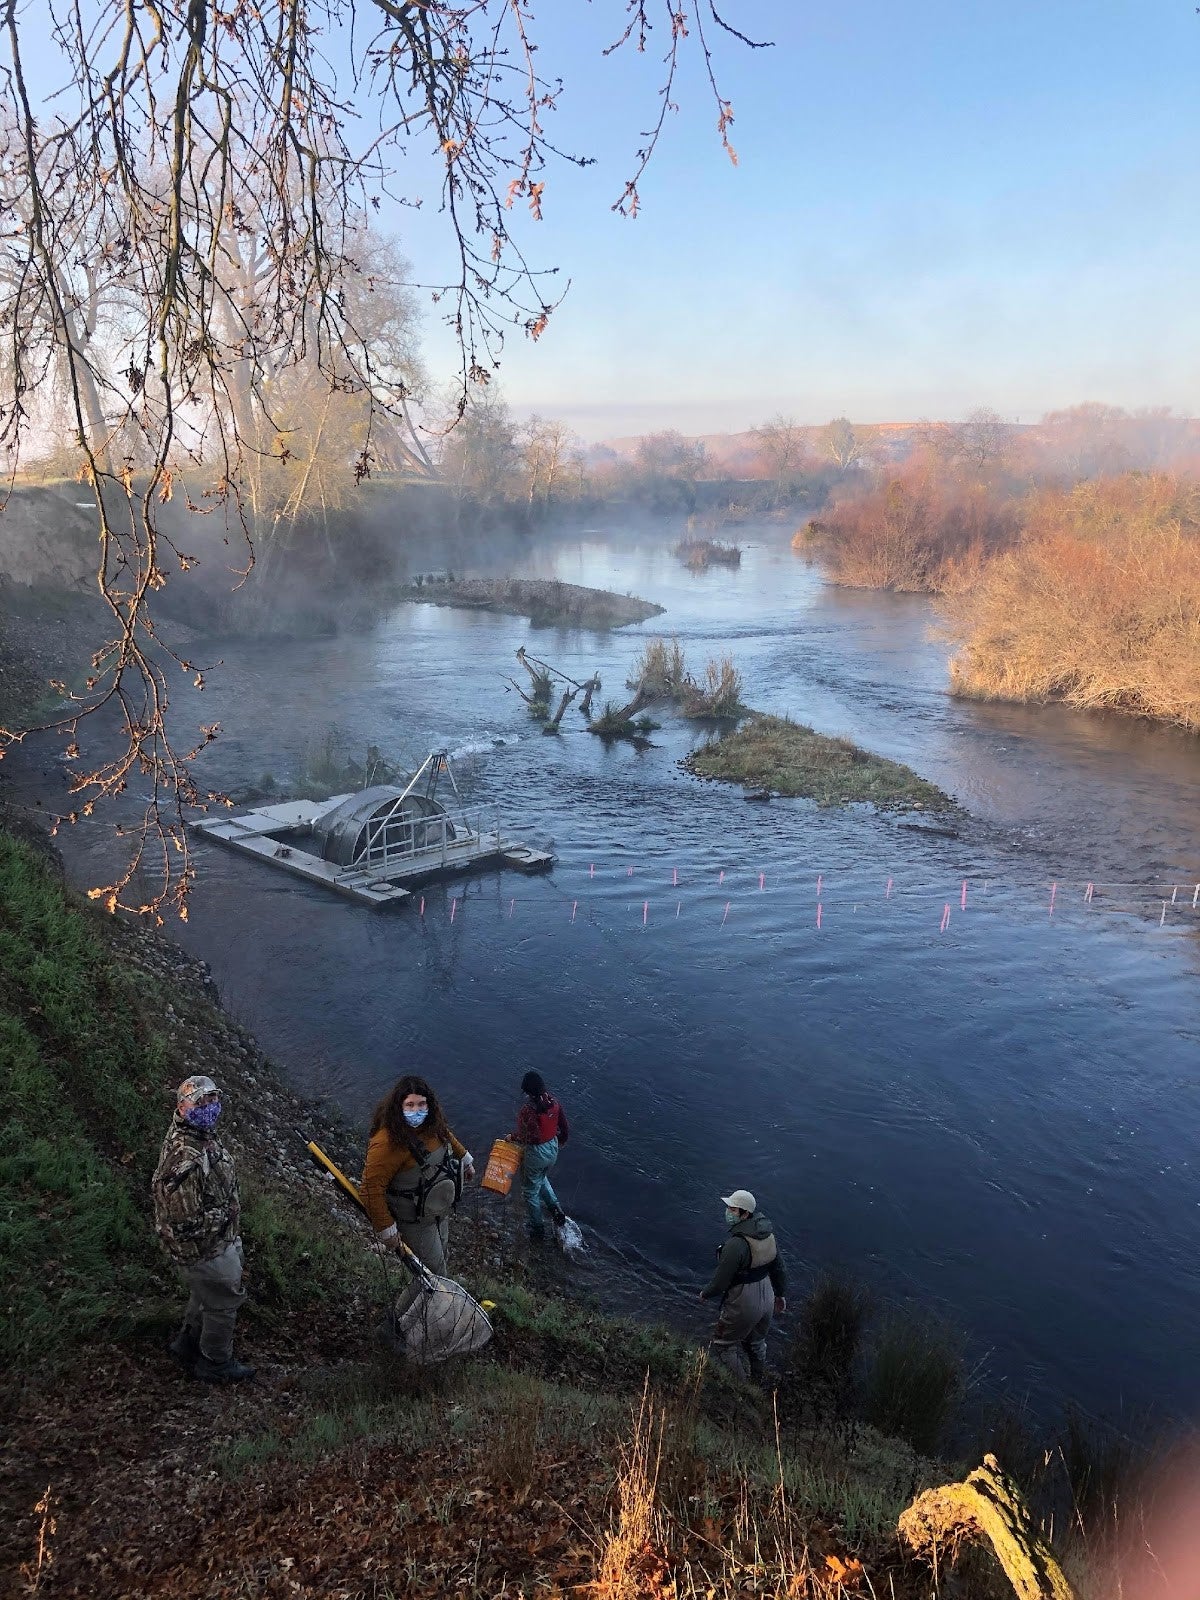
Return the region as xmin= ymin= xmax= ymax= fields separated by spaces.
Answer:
xmin=593 ymin=1383 xmax=880 ymax=1600
xmin=629 ymin=635 xmax=687 ymax=698
xmin=680 ymin=653 xmax=745 ymax=719
xmin=686 ymin=714 xmax=953 ymax=809
xmin=943 ymin=474 xmax=1200 ymax=729
xmin=630 ymin=640 xmax=745 ymax=719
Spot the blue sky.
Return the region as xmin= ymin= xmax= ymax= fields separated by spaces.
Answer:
xmin=399 ymin=1 xmax=1200 ymax=439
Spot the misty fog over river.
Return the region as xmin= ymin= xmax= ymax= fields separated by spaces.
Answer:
xmin=30 ymin=524 xmax=1200 ymax=1424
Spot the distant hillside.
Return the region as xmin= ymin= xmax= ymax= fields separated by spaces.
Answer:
xmin=589 ymin=422 xmax=943 ymax=473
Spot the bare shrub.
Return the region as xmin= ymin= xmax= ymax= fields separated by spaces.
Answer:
xmin=820 ymin=467 xmax=1019 ymax=592
xmin=673 ymin=537 xmax=742 ymax=570
xmin=944 ymin=473 xmax=1200 ymax=729
xmin=863 ymin=1316 xmax=963 ymax=1456
xmin=792 ymin=1273 xmax=871 ymax=1391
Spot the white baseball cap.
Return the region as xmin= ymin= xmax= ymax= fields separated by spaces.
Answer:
xmin=721 ymin=1189 xmax=756 ymax=1213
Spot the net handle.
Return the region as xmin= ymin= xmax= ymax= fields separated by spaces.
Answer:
xmin=302 ymin=1136 xmax=438 ymax=1290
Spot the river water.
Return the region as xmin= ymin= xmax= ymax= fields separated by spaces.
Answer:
xmin=25 ymin=524 xmax=1200 ymax=1423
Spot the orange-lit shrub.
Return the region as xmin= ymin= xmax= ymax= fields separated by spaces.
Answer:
xmin=944 ymin=474 xmax=1200 ymax=729
xmin=818 ymin=467 xmax=1019 ymax=593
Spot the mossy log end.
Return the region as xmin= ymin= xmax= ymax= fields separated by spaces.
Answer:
xmin=898 ymin=1455 xmax=1075 ymax=1600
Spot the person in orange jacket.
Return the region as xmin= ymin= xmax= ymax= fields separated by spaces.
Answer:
xmin=361 ymin=1074 xmax=475 ymax=1306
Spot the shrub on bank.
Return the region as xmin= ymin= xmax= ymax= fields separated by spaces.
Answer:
xmin=944 ymin=473 xmax=1200 ymax=729
xmin=817 ymin=466 xmax=1019 ymax=593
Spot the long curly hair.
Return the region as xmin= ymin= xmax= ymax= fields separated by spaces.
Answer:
xmin=370 ymin=1074 xmax=452 ymax=1161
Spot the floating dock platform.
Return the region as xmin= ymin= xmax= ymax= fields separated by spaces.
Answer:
xmin=191 ymin=754 xmax=552 ymax=909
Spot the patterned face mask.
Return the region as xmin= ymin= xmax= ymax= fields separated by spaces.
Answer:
xmin=403 ymin=1107 xmax=428 ymax=1128
xmin=184 ymin=1101 xmax=222 ymax=1130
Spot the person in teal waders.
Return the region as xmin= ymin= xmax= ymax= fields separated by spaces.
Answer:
xmin=511 ymin=1071 xmax=570 ymax=1241
xmin=699 ymin=1189 xmax=787 ymax=1385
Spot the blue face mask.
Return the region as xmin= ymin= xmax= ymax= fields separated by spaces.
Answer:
xmin=184 ymin=1101 xmax=222 ymax=1131
xmin=725 ymin=1208 xmax=741 ymax=1227
xmin=403 ymin=1107 xmax=428 ymax=1129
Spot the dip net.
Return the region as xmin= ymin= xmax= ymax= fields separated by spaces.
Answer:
xmin=393 ymin=1275 xmax=493 ymax=1365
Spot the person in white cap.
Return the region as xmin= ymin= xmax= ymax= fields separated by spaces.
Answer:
xmin=699 ymin=1188 xmax=787 ymax=1385
xmin=151 ymin=1075 xmax=255 ymax=1383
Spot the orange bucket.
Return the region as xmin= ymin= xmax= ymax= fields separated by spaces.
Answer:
xmin=481 ymin=1138 xmax=522 ymax=1196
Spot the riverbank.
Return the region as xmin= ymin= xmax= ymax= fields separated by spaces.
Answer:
xmin=396 ymin=574 xmax=665 ymax=628
xmin=682 ymin=713 xmax=956 ymax=810
xmin=5 ymin=814 xmax=1126 ymax=1599
xmin=0 ymin=815 xmax=967 ymax=1597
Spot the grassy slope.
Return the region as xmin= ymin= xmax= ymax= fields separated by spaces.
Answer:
xmin=687 ymin=713 xmax=955 ymax=809
xmin=0 ymin=828 xmax=368 ymax=1365
xmin=0 ymin=825 xmax=976 ymax=1598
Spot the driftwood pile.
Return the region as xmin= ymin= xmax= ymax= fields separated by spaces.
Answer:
xmin=505 ymin=647 xmax=650 ymax=738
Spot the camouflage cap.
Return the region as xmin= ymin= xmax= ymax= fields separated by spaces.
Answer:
xmin=177 ymin=1075 xmax=219 ymax=1113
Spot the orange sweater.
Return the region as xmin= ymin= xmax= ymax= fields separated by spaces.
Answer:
xmin=361 ymin=1125 xmax=467 ymax=1234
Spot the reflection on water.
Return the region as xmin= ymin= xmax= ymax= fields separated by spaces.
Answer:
xmin=32 ymin=524 xmax=1200 ymax=1421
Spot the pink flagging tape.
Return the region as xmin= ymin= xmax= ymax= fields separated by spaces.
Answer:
xmin=672 ymin=867 xmax=678 ymax=887
xmin=961 ymin=879 xmax=968 ymax=911
xmin=450 ymin=898 xmax=457 ymax=924
xmin=759 ymin=872 xmax=766 ymax=891
xmin=816 ymin=903 xmax=823 ymax=929
xmin=719 ymin=869 xmax=725 ymax=886
xmin=940 ymin=904 xmax=951 ymax=933
xmin=571 ymin=900 xmax=577 ymax=923
xmin=721 ymin=901 xmax=730 ymax=926
xmin=643 ymin=900 xmax=649 ymax=926
xmin=885 ymin=877 xmax=893 ymax=899
xmin=419 ymin=897 xmax=425 ymax=917
xmin=627 ymin=866 xmax=634 ymax=877
xmin=1086 ymin=882 xmax=1094 ymax=903
xmin=1049 ymin=882 xmax=1057 ymax=917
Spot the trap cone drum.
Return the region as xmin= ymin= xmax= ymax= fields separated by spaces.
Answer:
xmin=395 ymin=1276 xmax=493 ymax=1365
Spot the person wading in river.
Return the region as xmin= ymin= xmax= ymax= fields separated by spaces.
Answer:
xmin=510 ymin=1070 xmax=570 ymax=1241
xmin=361 ymin=1075 xmax=475 ymax=1313
xmin=699 ymin=1189 xmax=787 ymax=1385
xmin=152 ymin=1075 xmax=255 ymax=1383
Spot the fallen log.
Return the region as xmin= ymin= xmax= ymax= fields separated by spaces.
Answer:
xmin=898 ymin=1455 xmax=1075 ymax=1600
xmin=545 ymin=685 xmax=579 ymax=733
xmin=579 ymin=675 xmax=601 ymax=717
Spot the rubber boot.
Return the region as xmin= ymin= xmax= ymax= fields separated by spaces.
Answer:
xmin=168 ymin=1325 xmax=201 ymax=1371
xmin=194 ymin=1353 xmax=257 ymax=1383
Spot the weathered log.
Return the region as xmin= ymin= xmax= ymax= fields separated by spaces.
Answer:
xmin=504 ymin=676 xmax=540 ymax=708
xmin=898 ymin=1455 xmax=1075 ymax=1600
xmin=579 ymin=675 xmax=601 ymax=717
xmin=610 ymin=684 xmax=649 ymax=724
xmin=545 ymin=685 xmax=579 ymax=732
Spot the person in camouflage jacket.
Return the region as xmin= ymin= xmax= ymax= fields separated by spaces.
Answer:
xmin=151 ymin=1076 xmax=255 ymax=1383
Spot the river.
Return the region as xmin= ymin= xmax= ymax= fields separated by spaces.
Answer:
xmin=21 ymin=522 xmax=1200 ymax=1425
